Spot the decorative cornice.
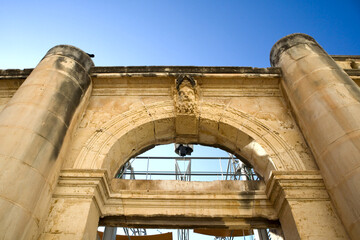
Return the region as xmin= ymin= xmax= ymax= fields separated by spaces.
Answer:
xmin=91 ymin=66 xmax=281 ymax=75
xmin=0 ymin=59 xmax=358 ymax=80
xmin=53 ymin=169 xmax=111 ymax=215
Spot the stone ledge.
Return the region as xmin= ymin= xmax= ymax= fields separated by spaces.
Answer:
xmin=0 ymin=66 xmax=281 ymax=80
xmin=2 ymin=65 xmax=360 ymax=80
xmin=111 ymin=179 xmax=264 ymax=193
xmin=91 ymin=66 xmax=281 ymax=74
xmin=54 ymin=169 xmax=278 ymax=227
xmin=331 ymin=55 xmax=360 ymax=61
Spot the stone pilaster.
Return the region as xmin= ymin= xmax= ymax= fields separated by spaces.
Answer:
xmin=0 ymin=45 xmax=93 ymax=239
xmin=271 ymin=33 xmax=360 ymax=239
xmin=40 ymin=197 xmax=100 ymax=240
xmin=39 ymin=170 xmax=106 ymax=239
xmin=266 ymin=171 xmax=348 ymax=240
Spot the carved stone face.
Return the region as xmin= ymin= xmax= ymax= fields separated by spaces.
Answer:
xmin=175 ymin=78 xmax=197 ymax=114
xmin=178 ymin=84 xmax=195 ymax=102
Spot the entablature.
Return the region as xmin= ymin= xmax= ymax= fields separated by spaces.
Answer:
xmin=55 ymin=169 xmax=279 ymax=229
xmin=1 ymin=60 xmax=359 ymax=99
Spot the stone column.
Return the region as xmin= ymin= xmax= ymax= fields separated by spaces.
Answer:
xmin=266 ymin=171 xmax=348 ymax=240
xmin=0 ymin=45 xmax=93 ymax=239
xmin=271 ymin=33 xmax=360 ymax=239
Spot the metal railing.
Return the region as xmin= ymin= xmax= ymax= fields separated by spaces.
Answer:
xmin=115 ymin=155 xmax=260 ymax=181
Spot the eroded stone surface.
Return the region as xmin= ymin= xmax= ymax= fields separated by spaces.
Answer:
xmin=272 ymin=33 xmax=359 ymax=239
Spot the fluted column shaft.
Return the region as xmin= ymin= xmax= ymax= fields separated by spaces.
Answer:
xmin=0 ymin=45 xmax=93 ymax=239
xmin=271 ymin=33 xmax=360 ymax=239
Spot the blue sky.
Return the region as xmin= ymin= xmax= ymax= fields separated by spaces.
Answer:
xmin=1 ymin=0 xmax=359 ymax=69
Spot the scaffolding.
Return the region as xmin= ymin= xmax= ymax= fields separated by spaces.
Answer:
xmin=115 ymin=156 xmax=259 ymax=181
xmin=175 ymin=157 xmax=191 ymax=240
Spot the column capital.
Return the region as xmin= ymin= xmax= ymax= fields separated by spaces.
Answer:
xmin=265 ymin=170 xmax=329 ymax=214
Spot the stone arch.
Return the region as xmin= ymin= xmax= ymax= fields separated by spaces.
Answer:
xmin=74 ymin=100 xmax=305 ymax=181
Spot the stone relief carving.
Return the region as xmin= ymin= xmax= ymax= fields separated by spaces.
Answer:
xmin=175 ymin=75 xmax=198 ymax=114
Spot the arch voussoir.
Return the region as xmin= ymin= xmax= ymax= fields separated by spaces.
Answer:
xmin=74 ymin=100 xmax=304 ymax=180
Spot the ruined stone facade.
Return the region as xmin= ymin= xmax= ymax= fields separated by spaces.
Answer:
xmin=0 ymin=34 xmax=359 ymax=239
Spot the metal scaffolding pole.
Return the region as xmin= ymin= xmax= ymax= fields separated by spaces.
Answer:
xmin=255 ymin=229 xmax=270 ymax=240
xmin=175 ymin=157 xmax=191 ymax=240
xmin=174 ymin=144 xmax=192 ymax=240
xmin=103 ymin=227 xmax=117 ymax=240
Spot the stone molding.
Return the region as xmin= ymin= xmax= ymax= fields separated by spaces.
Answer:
xmin=265 ymin=170 xmax=329 ymax=214
xmin=54 ymin=169 xmax=279 ymax=229
xmin=91 ymin=71 xmax=281 ymax=98
xmin=265 ymin=172 xmax=349 ymax=239
xmin=53 ymin=169 xmax=110 ymax=215
xmin=1 ymin=68 xmax=358 ymax=98
xmin=74 ymin=100 xmax=305 ymax=179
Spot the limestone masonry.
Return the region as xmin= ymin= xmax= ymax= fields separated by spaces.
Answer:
xmin=0 ymin=34 xmax=359 ymax=239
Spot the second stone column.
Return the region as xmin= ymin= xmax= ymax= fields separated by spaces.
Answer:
xmin=271 ymin=33 xmax=360 ymax=239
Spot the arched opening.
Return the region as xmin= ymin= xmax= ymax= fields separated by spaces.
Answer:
xmin=98 ymin=144 xmax=283 ymax=240
xmin=72 ymin=101 xmax=301 ymax=240
xmin=100 ymin=118 xmax=277 ymax=181
xmin=74 ymin=101 xmax=304 ymax=182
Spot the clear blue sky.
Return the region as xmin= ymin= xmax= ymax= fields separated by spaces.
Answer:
xmin=1 ymin=0 xmax=359 ymax=69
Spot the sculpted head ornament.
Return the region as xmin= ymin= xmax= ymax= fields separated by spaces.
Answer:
xmin=175 ymin=75 xmax=198 ymax=114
